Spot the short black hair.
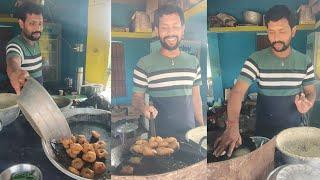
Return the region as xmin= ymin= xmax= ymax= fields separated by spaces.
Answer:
xmin=265 ymin=5 xmax=297 ymax=28
xmin=154 ymin=5 xmax=185 ymax=28
xmin=16 ymin=2 xmax=43 ymax=22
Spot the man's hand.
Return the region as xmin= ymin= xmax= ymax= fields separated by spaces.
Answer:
xmin=213 ymin=80 xmax=249 ymax=157
xmin=143 ymin=105 xmax=158 ymax=120
xmin=213 ymin=124 xmax=242 ymax=157
xmin=295 ymin=93 xmax=313 ymax=113
xmin=132 ymin=92 xmax=158 ymax=120
xmin=8 ymin=69 xmax=29 ymax=95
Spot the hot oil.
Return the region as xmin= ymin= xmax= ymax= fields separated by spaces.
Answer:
xmin=50 ymin=119 xmax=111 ymax=180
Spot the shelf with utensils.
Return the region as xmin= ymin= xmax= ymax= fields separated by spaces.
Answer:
xmin=112 ymin=31 xmax=153 ymax=39
xmin=112 ymin=0 xmax=207 ymax=38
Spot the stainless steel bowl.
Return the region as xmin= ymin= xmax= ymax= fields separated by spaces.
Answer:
xmin=267 ymin=165 xmax=287 ymax=180
xmin=51 ymin=95 xmax=72 ymax=110
xmin=243 ymin=10 xmax=262 ymax=25
xmin=81 ymin=84 xmax=103 ymax=97
xmin=0 ymin=163 xmax=42 ymax=180
xmin=276 ymin=164 xmax=320 ymax=180
xmin=0 ymin=93 xmax=20 ymax=128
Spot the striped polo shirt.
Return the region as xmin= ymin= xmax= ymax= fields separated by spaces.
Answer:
xmin=238 ymin=47 xmax=315 ymax=96
xmin=6 ymin=35 xmax=42 ymax=78
xmin=133 ymin=51 xmax=201 ymax=96
xmin=133 ymin=50 xmax=202 ymax=137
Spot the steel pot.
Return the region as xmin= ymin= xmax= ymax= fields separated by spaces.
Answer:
xmin=243 ymin=10 xmax=262 ymax=25
xmin=276 ymin=127 xmax=320 ymax=168
xmin=81 ymin=84 xmax=104 ymax=97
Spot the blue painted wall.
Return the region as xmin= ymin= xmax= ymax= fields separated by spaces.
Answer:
xmin=112 ymin=3 xmax=146 ymax=28
xmin=208 ymin=0 xmax=314 ymax=100
xmin=208 ymin=33 xmax=224 ymax=100
xmin=0 ymin=0 xmax=14 ymax=15
xmin=111 ymin=38 xmax=151 ymax=105
xmin=185 ymin=12 xmax=208 ymax=107
xmin=47 ymin=0 xmax=88 ymax=86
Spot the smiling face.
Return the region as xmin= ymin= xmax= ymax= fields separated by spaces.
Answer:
xmin=19 ymin=13 xmax=43 ymax=41
xmin=155 ymin=13 xmax=185 ymax=51
xmin=267 ymin=18 xmax=296 ymax=52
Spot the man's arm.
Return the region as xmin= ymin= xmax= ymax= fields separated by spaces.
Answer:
xmin=192 ymin=86 xmax=204 ymax=126
xmin=214 ymin=80 xmax=250 ymax=157
xmin=6 ymin=55 xmax=29 ymax=95
xmin=132 ymin=92 xmax=157 ymax=119
xmin=132 ymin=92 xmax=147 ymax=115
xmin=226 ymin=80 xmax=250 ymax=123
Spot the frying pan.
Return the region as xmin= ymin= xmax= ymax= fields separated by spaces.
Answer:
xmin=111 ymin=136 xmax=206 ymax=176
xmin=207 ymin=129 xmax=256 ymax=163
xmin=42 ymin=108 xmax=111 ymax=180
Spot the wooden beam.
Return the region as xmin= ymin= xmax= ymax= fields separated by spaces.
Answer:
xmin=309 ymin=0 xmax=318 ymax=6
xmin=112 ymin=0 xmax=146 ymax=4
xmin=209 ymin=24 xmax=315 ymax=33
xmin=112 ymin=31 xmax=152 ymax=38
xmin=311 ymin=1 xmax=320 ymax=15
xmin=0 ymin=17 xmax=17 ymax=23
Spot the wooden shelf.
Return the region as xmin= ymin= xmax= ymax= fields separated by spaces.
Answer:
xmin=112 ymin=31 xmax=152 ymax=39
xmin=209 ymin=24 xmax=316 ymax=33
xmin=0 ymin=25 xmax=12 ymax=27
xmin=0 ymin=17 xmax=17 ymax=23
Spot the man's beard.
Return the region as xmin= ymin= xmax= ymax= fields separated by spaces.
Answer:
xmin=24 ymin=31 xmax=41 ymax=41
xmin=271 ymin=41 xmax=290 ymax=52
xmin=160 ymin=35 xmax=181 ymax=51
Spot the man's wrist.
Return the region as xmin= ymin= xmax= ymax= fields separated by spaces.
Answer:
xmin=226 ymin=119 xmax=239 ymax=128
xmin=8 ymin=69 xmax=22 ymax=77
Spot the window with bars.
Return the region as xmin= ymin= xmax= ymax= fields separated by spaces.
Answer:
xmin=111 ymin=42 xmax=126 ymax=97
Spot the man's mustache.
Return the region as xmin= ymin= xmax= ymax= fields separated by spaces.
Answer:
xmin=31 ymin=31 xmax=41 ymax=35
xmin=271 ymin=41 xmax=285 ymax=46
xmin=163 ymin=36 xmax=178 ymax=41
